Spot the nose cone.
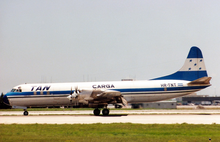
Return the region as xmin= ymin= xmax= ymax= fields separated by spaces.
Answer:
xmin=3 ymin=93 xmax=10 ymax=106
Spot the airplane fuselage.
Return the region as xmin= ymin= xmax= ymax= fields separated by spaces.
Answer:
xmin=4 ymin=79 xmax=209 ymax=108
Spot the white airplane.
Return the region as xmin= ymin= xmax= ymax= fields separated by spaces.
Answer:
xmin=3 ymin=47 xmax=211 ymax=116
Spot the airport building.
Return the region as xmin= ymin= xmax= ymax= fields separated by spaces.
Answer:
xmin=131 ymin=94 xmax=220 ymax=109
xmin=177 ymin=95 xmax=220 ymax=105
xmin=131 ymin=101 xmax=177 ymax=109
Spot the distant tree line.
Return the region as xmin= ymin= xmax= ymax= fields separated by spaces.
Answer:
xmin=0 ymin=93 xmax=11 ymax=109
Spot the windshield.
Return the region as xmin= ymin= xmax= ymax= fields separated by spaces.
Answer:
xmin=11 ymin=89 xmax=16 ymax=92
xmin=11 ymin=88 xmax=22 ymax=92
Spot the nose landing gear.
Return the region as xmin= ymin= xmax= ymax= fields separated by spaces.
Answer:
xmin=23 ymin=109 xmax=29 ymax=116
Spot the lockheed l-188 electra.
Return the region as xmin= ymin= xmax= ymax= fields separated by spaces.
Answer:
xmin=3 ymin=47 xmax=211 ymax=116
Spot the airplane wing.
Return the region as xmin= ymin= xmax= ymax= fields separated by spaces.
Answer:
xmin=96 ymin=90 xmax=121 ymax=98
xmin=83 ymin=89 xmax=127 ymax=107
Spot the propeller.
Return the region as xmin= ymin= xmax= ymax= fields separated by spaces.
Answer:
xmin=67 ymin=87 xmax=81 ymax=102
xmin=73 ymin=86 xmax=81 ymax=98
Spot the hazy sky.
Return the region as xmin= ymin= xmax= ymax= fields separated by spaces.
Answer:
xmin=1 ymin=0 xmax=220 ymax=95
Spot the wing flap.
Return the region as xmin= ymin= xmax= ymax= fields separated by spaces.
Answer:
xmin=97 ymin=90 xmax=121 ymax=98
xmin=89 ymin=90 xmax=127 ymax=107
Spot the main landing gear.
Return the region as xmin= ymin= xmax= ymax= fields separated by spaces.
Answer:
xmin=93 ymin=108 xmax=110 ymax=116
xmin=23 ymin=109 xmax=29 ymax=116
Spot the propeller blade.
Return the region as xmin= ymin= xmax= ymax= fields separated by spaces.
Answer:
xmin=67 ymin=95 xmax=73 ymax=101
xmin=75 ymin=86 xmax=78 ymax=93
xmin=67 ymin=87 xmax=73 ymax=101
xmin=73 ymin=86 xmax=82 ymax=97
xmin=75 ymin=86 xmax=82 ymax=94
xmin=70 ymin=87 xmax=73 ymax=95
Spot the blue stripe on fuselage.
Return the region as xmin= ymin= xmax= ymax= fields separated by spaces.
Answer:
xmin=112 ymin=85 xmax=208 ymax=93
xmin=4 ymin=85 xmax=209 ymax=99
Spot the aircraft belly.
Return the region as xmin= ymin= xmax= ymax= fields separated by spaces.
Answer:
xmin=8 ymin=95 xmax=70 ymax=107
xmin=124 ymin=90 xmax=198 ymax=103
xmin=9 ymin=97 xmax=55 ymax=107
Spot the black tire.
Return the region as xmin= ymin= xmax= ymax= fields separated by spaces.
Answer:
xmin=93 ymin=109 xmax=100 ymax=116
xmin=102 ymin=109 xmax=109 ymax=116
xmin=23 ymin=111 xmax=28 ymax=116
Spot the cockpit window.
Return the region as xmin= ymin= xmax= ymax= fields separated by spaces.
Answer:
xmin=11 ymin=88 xmax=22 ymax=92
xmin=11 ymin=89 xmax=16 ymax=92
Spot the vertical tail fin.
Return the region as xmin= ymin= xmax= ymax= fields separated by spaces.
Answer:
xmin=152 ymin=46 xmax=208 ymax=81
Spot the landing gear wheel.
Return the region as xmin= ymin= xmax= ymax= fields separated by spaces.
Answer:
xmin=23 ymin=111 xmax=28 ymax=116
xmin=93 ymin=108 xmax=100 ymax=116
xmin=102 ymin=109 xmax=109 ymax=116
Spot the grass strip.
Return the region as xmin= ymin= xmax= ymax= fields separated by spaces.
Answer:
xmin=0 ymin=123 xmax=220 ymax=142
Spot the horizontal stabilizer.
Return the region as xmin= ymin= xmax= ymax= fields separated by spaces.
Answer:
xmin=188 ymin=77 xmax=212 ymax=86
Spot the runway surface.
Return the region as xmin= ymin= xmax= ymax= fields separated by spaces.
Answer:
xmin=1 ymin=109 xmax=220 ymax=124
xmin=1 ymin=114 xmax=220 ymax=124
xmin=1 ymin=109 xmax=220 ymax=115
